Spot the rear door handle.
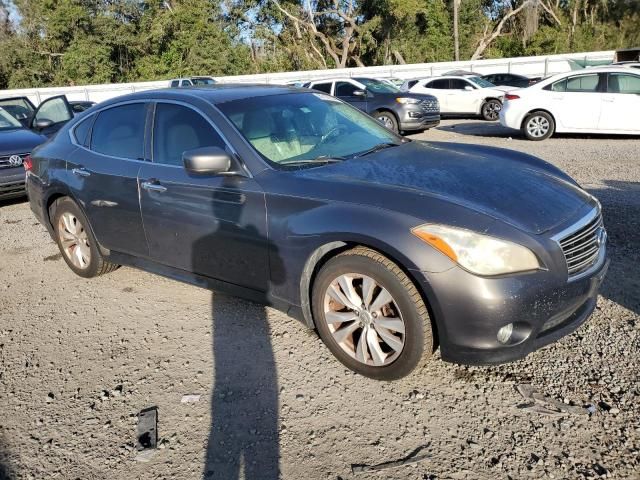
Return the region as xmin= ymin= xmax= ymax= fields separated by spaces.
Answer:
xmin=141 ymin=180 xmax=167 ymax=193
xmin=602 ymin=97 xmax=614 ymax=102
xmin=72 ymin=167 xmax=90 ymax=177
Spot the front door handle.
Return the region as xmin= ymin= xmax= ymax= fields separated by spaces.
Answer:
xmin=72 ymin=167 xmax=90 ymax=178
xmin=602 ymin=97 xmax=614 ymax=103
xmin=141 ymin=181 xmax=167 ymax=193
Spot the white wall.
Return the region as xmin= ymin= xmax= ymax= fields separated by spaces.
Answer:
xmin=0 ymin=50 xmax=615 ymax=106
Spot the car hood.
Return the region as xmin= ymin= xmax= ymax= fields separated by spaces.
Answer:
xmin=294 ymin=141 xmax=591 ymax=235
xmin=0 ymin=128 xmax=47 ymax=154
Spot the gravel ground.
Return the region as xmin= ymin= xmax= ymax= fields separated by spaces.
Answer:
xmin=0 ymin=119 xmax=638 ymax=480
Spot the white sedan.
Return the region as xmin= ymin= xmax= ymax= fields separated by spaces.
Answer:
xmin=500 ymin=67 xmax=640 ymax=140
xmin=401 ymin=75 xmax=510 ymax=120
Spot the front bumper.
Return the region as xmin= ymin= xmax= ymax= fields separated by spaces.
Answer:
xmin=399 ymin=114 xmax=440 ymax=131
xmin=0 ymin=169 xmax=26 ymax=200
xmin=395 ymin=103 xmax=440 ymax=131
xmin=413 ymin=252 xmax=609 ymax=365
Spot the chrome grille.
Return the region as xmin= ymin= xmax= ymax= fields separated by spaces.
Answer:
xmin=0 ymin=153 xmax=29 ymax=169
xmin=558 ymin=210 xmax=605 ymax=278
xmin=419 ymin=99 xmax=439 ymax=113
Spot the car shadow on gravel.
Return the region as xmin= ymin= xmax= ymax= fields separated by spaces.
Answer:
xmin=587 ymin=180 xmax=640 ymax=316
xmin=0 ymin=439 xmax=13 ymax=480
xmin=198 ymin=180 xmax=283 ymax=479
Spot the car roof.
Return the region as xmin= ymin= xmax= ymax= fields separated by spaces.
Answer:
xmin=97 ymin=84 xmax=306 ymax=106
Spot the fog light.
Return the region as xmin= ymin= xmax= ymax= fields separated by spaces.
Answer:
xmin=408 ymin=111 xmax=422 ymax=118
xmin=497 ymin=323 xmax=514 ymax=344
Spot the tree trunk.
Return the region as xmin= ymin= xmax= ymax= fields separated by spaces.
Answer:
xmin=453 ymin=0 xmax=460 ymax=61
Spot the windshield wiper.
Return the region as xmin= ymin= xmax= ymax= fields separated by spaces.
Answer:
xmin=353 ymin=142 xmax=401 ymax=158
xmin=281 ymin=156 xmax=345 ymax=166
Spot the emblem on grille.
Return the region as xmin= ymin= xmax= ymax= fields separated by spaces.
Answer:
xmin=8 ymin=155 xmax=22 ymax=166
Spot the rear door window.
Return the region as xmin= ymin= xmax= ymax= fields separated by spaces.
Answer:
xmin=91 ymin=103 xmax=147 ymax=159
xmin=73 ymin=115 xmax=94 ymax=147
xmin=426 ymin=79 xmax=449 ymax=89
xmin=311 ymin=82 xmax=332 ymax=94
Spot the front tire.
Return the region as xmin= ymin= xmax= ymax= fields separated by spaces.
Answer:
xmin=481 ymin=99 xmax=502 ymax=121
xmin=374 ymin=111 xmax=399 ymax=133
xmin=53 ymin=197 xmax=119 ymax=278
xmin=522 ymin=111 xmax=555 ymax=141
xmin=312 ymin=247 xmax=433 ymax=380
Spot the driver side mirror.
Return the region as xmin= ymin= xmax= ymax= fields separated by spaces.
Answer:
xmin=353 ymin=89 xmax=366 ymax=97
xmin=34 ymin=119 xmax=53 ymax=130
xmin=183 ymin=147 xmax=231 ymax=175
xmin=464 ymin=86 xmax=474 ymax=92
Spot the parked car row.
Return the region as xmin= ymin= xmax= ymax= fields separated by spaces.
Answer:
xmin=302 ymin=77 xmax=440 ymax=133
xmin=0 ymin=95 xmax=91 ymax=200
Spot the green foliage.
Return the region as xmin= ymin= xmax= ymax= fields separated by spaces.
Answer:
xmin=0 ymin=0 xmax=637 ymax=89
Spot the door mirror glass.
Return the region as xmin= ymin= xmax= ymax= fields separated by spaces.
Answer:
xmin=183 ymin=147 xmax=231 ymax=175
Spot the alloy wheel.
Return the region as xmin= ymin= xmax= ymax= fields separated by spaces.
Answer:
xmin=323 ymin=273 xmax=405 ymax=367
xmin=377 ymin=115 xmax=394 ymax=130
xmin=58 ymin=212 xmax=91 ymax=269
xmin=526 ymin=115 xmax=550 ymax=138
xmin=483 ymin=101 xmax=501 ymax=120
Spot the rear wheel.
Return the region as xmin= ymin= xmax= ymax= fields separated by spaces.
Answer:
xmin=375 ymin=111 xmax=399 ymax=133
xmin=481 ymin=99 xmax=502 ymax=121
xmin=53 ymin=197 xmax=119 ymax=278
xmin=523 ymin=111 xmax=554 ymax=141
xmin=312 ymin=247 xmax=433 ymax=380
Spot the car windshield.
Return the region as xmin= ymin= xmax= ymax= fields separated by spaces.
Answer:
xmin=192 ymin=78 xmax=216 ymax=85
xmin=468 ymin=76 xmax=496 ymax=88
xmin=218 ymin=92 xmax=401 ymax=166
xmin=0 ymin=107 xmax=23 ymax=131
xmin=354 ymin=78 xmax=400 ymax=93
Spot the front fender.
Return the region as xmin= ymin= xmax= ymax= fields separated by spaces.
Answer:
xmin=265 ymin=195 xmax=456 ymax=323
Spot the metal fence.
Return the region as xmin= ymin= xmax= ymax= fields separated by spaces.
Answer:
xmin=0 ymin=50 xmax=615 ymax=106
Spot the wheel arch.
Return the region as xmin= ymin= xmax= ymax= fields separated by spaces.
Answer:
xmin=299 ymin=240 xmax=440 ymax=350
xmin=521 ymin=108 xmax=556 ymax=130
xmin=44 ymin=190 xmax=109 ymax=255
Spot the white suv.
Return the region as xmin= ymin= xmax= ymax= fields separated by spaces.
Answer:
xmin=401 ymin=75 xmax=510 ymax=120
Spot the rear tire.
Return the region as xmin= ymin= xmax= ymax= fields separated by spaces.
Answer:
xmin=481 ymin=99 xmax=502 ymax=121
xmin=312 ymin=247 xmax=433 ymax=380
xmin=522 ymin=111 xmax=555 ymax=141
xmin=374 ymin=111 xmax=399 ymax=133
xmin=53 ymin=197 xmax=119 ymax=278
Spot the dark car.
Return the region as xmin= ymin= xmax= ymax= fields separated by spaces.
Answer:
xmin=482 ymin=73 xmax=540 ymax=88
xmin=69 ymin=101 xmax=96 ymax=113
xmin=0 ymin=105 xmax=47 ymax=200
xmin=304 ymin=77 xmax=439 ymax=133
xmin=27 ymin=86 xmax=608 ymax=380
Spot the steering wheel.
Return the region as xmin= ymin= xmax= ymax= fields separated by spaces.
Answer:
xmin=319 ymin=124 xmax=348 ymax=144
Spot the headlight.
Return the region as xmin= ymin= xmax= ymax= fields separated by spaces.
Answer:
xmin=395 ymin=97 xmax=421 ymax=104
xmin=412 ymin=224 xmax=540 ymax=276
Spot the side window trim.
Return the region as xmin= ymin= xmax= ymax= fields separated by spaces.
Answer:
xmin=69 ymin=113 xmax=97 ymax=147
xmin=149 ymin=99 xmax=247 ymax=175
xmin=69 ymin=100 xmax=151 ymax=163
